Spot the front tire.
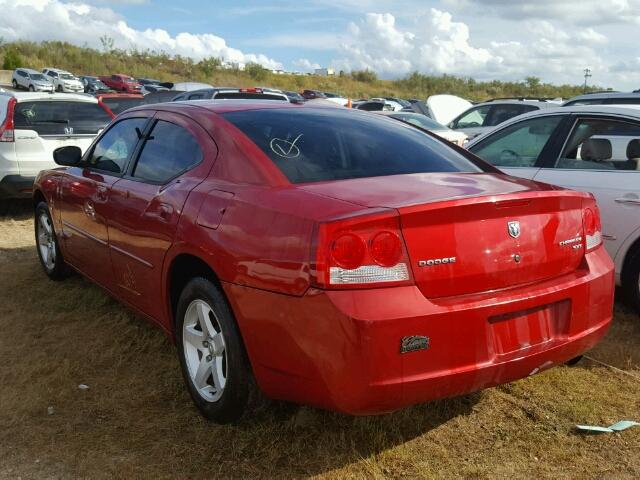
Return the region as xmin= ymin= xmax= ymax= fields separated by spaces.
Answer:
xmin=12 ymin=79 xmax=18 ymax=90
xmin=28 ymin=85 xmax=35 ymax=92
xmin=176 ymin=277 xmax=256 ymax=423
xmin=35 ymin=201 xmax=68 ymax=280
xmin=623 ymin=250 xmax=640 ymax=314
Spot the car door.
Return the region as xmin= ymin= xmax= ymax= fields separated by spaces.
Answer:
xmin=533 ymin=115 xmax=640 ymax=266
xmin=58 ymin=117 xmax=149 ymax=287
xmin=467 ymin=114 xmax=569 ymax=179
xmin=107 ymin=112 xmax=216 ymax=321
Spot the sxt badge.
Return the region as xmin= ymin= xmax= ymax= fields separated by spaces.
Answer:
xmin=400 ymin=336 xmax=430 ymax=354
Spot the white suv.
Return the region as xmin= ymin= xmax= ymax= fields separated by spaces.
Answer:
xmin=11 ymin=68 xmax=54 ymax=92
xmin=42 ymin=68 xmax=85 ymax=93
xmin=0 ymin=92 xmax=112 ymax=199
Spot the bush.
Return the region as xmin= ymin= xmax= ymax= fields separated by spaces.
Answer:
xmin=351 ymin=69 xmax=377 ymax=83
xmin=2 ymin=49 xmax=22 ymax=70
xmin=245 ymin=62 xmax=268 ymax=82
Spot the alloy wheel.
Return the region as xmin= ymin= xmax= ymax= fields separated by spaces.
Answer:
xmin=182 ymin=299 xmax=227 ymax=402
xmin=37 ymin=211 xmax=56 ymax=271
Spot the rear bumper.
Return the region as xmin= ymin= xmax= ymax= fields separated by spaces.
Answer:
xmin=224 ymin=247 xmax=614 ymax=415
xmin=0 ymin=175 xmax=36 ymax=199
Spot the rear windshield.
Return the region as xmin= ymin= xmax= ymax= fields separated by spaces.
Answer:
xmin=14 ymin=101 xmax=112 ymax=135
xmin=215 ymin=93 xmax=287 ymax=101
xmin=102 ymin=97 xmax=146 ymax=115
xmin=222 ymin=108 xmax=483 ymax=183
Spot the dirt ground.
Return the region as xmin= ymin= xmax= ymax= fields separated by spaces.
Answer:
xmin=0 ymin=199 xmax=639 ymax=479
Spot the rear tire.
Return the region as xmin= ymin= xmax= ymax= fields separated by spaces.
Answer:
xmin=56 ymin=84 xmax=63 ymax=92
xmin=175 ymin=277 xmax=257 ymax=423
xmin=34 ymin=201 xmax=68 ymax=280
xmin=12 ymin=79 xmax=18 ymax=90
xmin=28 ymin=85 xmax=35 ymax=92
xmin=623 ymin=250 xmax=640 ymax=314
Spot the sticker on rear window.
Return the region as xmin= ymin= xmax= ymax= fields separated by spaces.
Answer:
xmin=270 ymin=134 xmax=302 ymax=159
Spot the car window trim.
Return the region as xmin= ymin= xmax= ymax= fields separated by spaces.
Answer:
xmin=123 ymin=117 xmax=205 ymax=186
xmin=549 ymin=114 xmax=640 ymax=171
xmin=82 ymin=115 xmax=154 ymax=177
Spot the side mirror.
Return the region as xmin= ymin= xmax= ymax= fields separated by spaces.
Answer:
xmin=53 ymin=146 xmax=83 ymax=166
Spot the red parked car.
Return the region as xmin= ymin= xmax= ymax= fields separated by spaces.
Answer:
xmin=97 ymin=93 xmax=147 ymax=118
xmin=98 ymin=74 xmax=142 ymax=93
xmin=33 ymin=101 xmax=614 ymax=423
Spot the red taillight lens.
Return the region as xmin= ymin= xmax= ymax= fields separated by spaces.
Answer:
xmin=370 ymin=231 xmax=402 ymax=267
xmin=313 ymin=210 xmax=413 ymax=289
xmin=0 ymin=97 xmax=16 ymax=143
xmin=331 ymin=233 xmax=366 ymax=269
xmin=583 ymin=204 xmax=602 ymax=252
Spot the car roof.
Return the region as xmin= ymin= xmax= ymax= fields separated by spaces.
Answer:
xmin=127 ymin=99 xmax=335 ymax=115
xmin=18 ymin=68 xmax=42 ymax=74
xmin=43 ymin=68 xmax=71 ymax=74
xmin=563 ymin=92 xmax=640 ymax=103
xmin=0 ymin=91 xmax=98 ymax=103
xmin=473 ymin=99 xmax=554 ymax=108
xmin=465 ymin=104 xmax=640 ymax=147
xmin=97 ymin=93 xmax=144 ymax=99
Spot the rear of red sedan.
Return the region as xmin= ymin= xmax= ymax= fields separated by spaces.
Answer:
xmin=217 ymin=106 xmax=614 ymax=415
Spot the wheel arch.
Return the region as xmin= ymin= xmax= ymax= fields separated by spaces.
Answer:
xmin=32 ymin=189 xmax=46 ymax=208
xmin=620 ymin=233 xmax=640 ymax=287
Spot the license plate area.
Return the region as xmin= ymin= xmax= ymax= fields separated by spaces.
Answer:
xmin=489 ymin=300 xmax=571 ymax=355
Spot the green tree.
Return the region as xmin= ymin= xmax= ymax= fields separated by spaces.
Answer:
xmin=245 ymin=62 xmax=268 ymax=82
xmin=197 ymin=56 xmax=222 ymax=76
xmin=524 ymin=76 xmax=541 ymax=95
xmin=351 ymin=69 xmax=377 ymax=83
xmin=2 ymin=49 xmax=23 ymax=70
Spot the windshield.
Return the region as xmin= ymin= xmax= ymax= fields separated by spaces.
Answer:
xmin=60 ymin=74 xmax=75 ymax=80
xmin=102 ymin=97 xmax=146 ymax=115
xmin=14 ymin=101 xmax=112 ymax=135
xmin=389 ymin=113 xmax=447 ymax=131
xmin=222 ymin=108 xmax=483 ymax=184
xmin=30 ymin=73 xmax=47 ymax=81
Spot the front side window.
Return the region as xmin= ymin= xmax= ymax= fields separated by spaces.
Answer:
xmin=133 ymin=120 xmax=203 ymax=183
xmin=86 ymin=118 xmax=147 ymax=174
xmin=223 ymin=108 xmax=484 ymax=184
xmin=557 ymin=118 xmax=640 ymax=170
xmin=452 ymin=105 xmax=491 ymax=129
xmin=469 ymin=115 xmax=563 ymax=167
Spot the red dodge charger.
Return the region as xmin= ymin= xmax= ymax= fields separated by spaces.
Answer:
xmin=33 ymin=101 xmax=614 ymax=423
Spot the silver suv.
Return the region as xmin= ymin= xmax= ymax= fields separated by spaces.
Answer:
xmin=448 ymin=98 xmax=555 ymax=140
xmin=11 ymin=68 xmax=54 ymax=92
xmin=42 ymin=68 xmax=84 ymax=93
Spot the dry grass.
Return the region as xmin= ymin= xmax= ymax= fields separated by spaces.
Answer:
xmin=0 ymin=200 xmax=639 ymax=479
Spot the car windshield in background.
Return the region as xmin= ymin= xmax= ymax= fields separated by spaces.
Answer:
xmin=30 ymin=73 xmax=47 ymax=81
xmin=102 ymin=97 xmax=146 ymax=114
xmin=14 ymin=101 xmax=112 ymax=135
xmin=222 ymin=108 xmax=483 ymax=184
xmin=60 ymin=74 xmax=75 ymax=80
xmin=389 ymin=113 xmax=447 ymax=130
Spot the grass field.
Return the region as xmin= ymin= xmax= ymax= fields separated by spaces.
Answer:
xmin=0 ymin=200 xmax=639 ymax=479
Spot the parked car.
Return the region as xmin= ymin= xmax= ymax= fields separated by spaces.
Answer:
xmin=301 ymin=89 xmax=325 ymax=100
xmin=138 ymin=78 xmax=169 ymax=95
xmin=172 ymin=88 xmax=289 ymax=102
xmin=282 ymin=90 xmax=305 ymax=103
xmin=378 ymin=111 xmax=467 ymax=146
xmin=99 ymin=74 xmax=142 ymax=93
xmin=0 ymin=91 xmax=112 ymax=198
xmin=449 ymin=99 xmax=554 ymax=140
xmin=466 ymin=105 xmax=640 ymax=312
xmin=11 ymin=69 xmax=54 ymax=92
xmin=79 ymin=76 xmax=112 ymax=95
xmin=143 ymin=90 xmax=185 ymax=105
xmin=323 ymin=92 xmax=349 ymax=107
xmin=426 ymin=94 xmax=473 ymax=125
xmin=33 ymin=102 xmax=613 ymax=422
xmin=563 ymin=92 xmax=640 ymax=107
xmin=171 ymin=82 xmax=214 ymax=92
xmin=355 ymin=100 xmax=393 ymax=112
xmin=42 ymin=68 xmax=84 ymax=93
xmin=97 ymin=93 xmax=147 ymax=118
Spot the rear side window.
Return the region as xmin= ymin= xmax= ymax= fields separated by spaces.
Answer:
xmin=133 ymin=120 xmax=203 ymax=183
xmin=87 ymin=118 xmax=147 ymax=174
xmin=452 ymin=105 xmax=491 ymax=128
xmin=102 ymin=97 xmax=146 ymax=115
xmin=222 ymin=108 xmax=483 ymax=184
xmin=14 ymin=101 xmax=112 ymax=135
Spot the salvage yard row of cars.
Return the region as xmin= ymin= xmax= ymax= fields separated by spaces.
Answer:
xmin=2 ymin=65 xmax=639 ymax=423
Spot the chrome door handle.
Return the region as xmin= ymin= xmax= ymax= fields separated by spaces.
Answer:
xmin=83 ymin=201 xmax=96 ymax=219
xmin=615 ymin=197 xmax=640 ymax=205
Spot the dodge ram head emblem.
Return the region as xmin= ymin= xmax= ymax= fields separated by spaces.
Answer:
xmin=508 ymin=221 xmax=521 ymax=239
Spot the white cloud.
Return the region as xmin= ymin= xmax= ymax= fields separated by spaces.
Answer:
xmin=293 ymin=58 xmax=321 ymax=71
xmin=0 ymin=0 xmax=282 ymax=69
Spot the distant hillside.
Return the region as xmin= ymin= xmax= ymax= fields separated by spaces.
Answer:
xmin=0 ymin=40 xmax=606 ymax=101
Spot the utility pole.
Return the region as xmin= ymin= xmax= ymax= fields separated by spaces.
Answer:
xmin=583 ymin=68 xmax=592 ymax=93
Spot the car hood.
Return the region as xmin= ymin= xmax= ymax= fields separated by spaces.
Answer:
xmin=427 ymin=94 xmax=473 ymax=125
xmin=296 ymin=172 xmax=563 ymax=209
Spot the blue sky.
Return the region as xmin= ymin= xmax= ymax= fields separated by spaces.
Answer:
xmin=1 ymin=0 xmax=640 ymax=89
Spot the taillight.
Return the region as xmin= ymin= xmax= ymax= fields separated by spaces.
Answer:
xmin=313 ymin=210 xmax=413 ymax=289
xmin=583 ymin=203 xmax=602 ymax=252
xmin=0 ymin=97 xmax=16 ymax=143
